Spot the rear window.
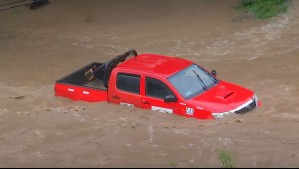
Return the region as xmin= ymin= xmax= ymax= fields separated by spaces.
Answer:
xmin=117 ymin=73 xmax=141 ymax=94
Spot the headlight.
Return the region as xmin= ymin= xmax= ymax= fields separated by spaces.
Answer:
xmin=253 ymin=94 xmax=258 ymax=105
xmin=211 ymin=111 xmax=234 ymax=119
xmin=212 ymin=94 xmax=259 ymax=119
xmin=211 ymin=113 xmax=224 ymax=119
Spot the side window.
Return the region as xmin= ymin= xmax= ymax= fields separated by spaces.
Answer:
xmin=117 ymin=73 xmax=140 ymax=94
xmin=146 ymin=77 xmax=174 ymax=99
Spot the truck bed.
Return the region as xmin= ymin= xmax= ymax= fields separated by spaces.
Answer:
xmin=57 ymin=62 xmax=106 ymax=90
xmin=54 ymin=49 xmax=138 ymax=102
xmin=55 ymin=62 xmax=108 ymax=102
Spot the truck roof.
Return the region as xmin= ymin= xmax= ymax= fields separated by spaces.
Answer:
xmin=117 ymin=53 xmax=193 ymax=77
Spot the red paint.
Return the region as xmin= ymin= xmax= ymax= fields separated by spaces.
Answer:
xmin=55 ymin=83 xmax=107 ymax=102
xmin=55 ymin=50 xmax=260 ymax=120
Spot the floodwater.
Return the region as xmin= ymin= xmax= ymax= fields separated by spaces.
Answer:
xmin=0 ymin=0 xmax=299 ymax=167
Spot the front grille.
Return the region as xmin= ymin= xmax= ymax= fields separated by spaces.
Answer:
xmin=234 ymin=99 xmax=257 ymax=114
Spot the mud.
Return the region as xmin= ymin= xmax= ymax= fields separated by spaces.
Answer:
xmin=0 ymin=0 xmax=299 ymax=167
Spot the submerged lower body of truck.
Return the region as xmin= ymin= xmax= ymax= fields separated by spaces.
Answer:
xmin=55 ymin=62 xmax=108 ymax=102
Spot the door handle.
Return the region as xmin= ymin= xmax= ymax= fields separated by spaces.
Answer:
xmin=142 ymin=99 xmax=150 ymax=105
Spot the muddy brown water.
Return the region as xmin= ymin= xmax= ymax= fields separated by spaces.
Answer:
xmin=1 ymin=0 xmax=299 ymax=167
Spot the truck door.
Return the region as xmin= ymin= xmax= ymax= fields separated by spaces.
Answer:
xmin=108 ymin=72 xmax=142 ymax=107
xmin=141 ymin=76 xmax=180 ymax=114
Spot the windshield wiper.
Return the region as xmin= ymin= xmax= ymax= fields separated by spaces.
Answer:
xmin=197 ymin=66 xmax=219 ymax=84
xmin=193 ymin=70 xmax=207 ymax=91
xmin=211 ymin=75 xmax=219 ymax=84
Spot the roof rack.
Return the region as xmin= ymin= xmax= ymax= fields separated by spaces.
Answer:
xmin=90 ymin=49 xmax=138 ymax=88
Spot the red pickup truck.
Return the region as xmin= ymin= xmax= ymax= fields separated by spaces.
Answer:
xmin=55 ymin=49 xmax=261 ymax=120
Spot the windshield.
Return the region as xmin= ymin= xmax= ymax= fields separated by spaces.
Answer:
xmin=168 ymin=64 xmax=219 ymax=99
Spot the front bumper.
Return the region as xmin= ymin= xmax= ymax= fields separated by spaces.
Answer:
xmin=211 ymin=95 xmax=259 ymax=119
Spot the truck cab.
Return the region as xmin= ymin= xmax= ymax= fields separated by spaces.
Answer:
xmin=55 ymin=49 xmax=260 ymax=120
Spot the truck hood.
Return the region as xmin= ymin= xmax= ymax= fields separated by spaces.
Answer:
xmin=186 ymin=81 xmax=254 ymax=113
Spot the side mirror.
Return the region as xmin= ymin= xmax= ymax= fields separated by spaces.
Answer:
xmin=211 ymin=70 xmax=217 ymax=77
xmin=164 ymin=95 xmax=178 ymax=103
